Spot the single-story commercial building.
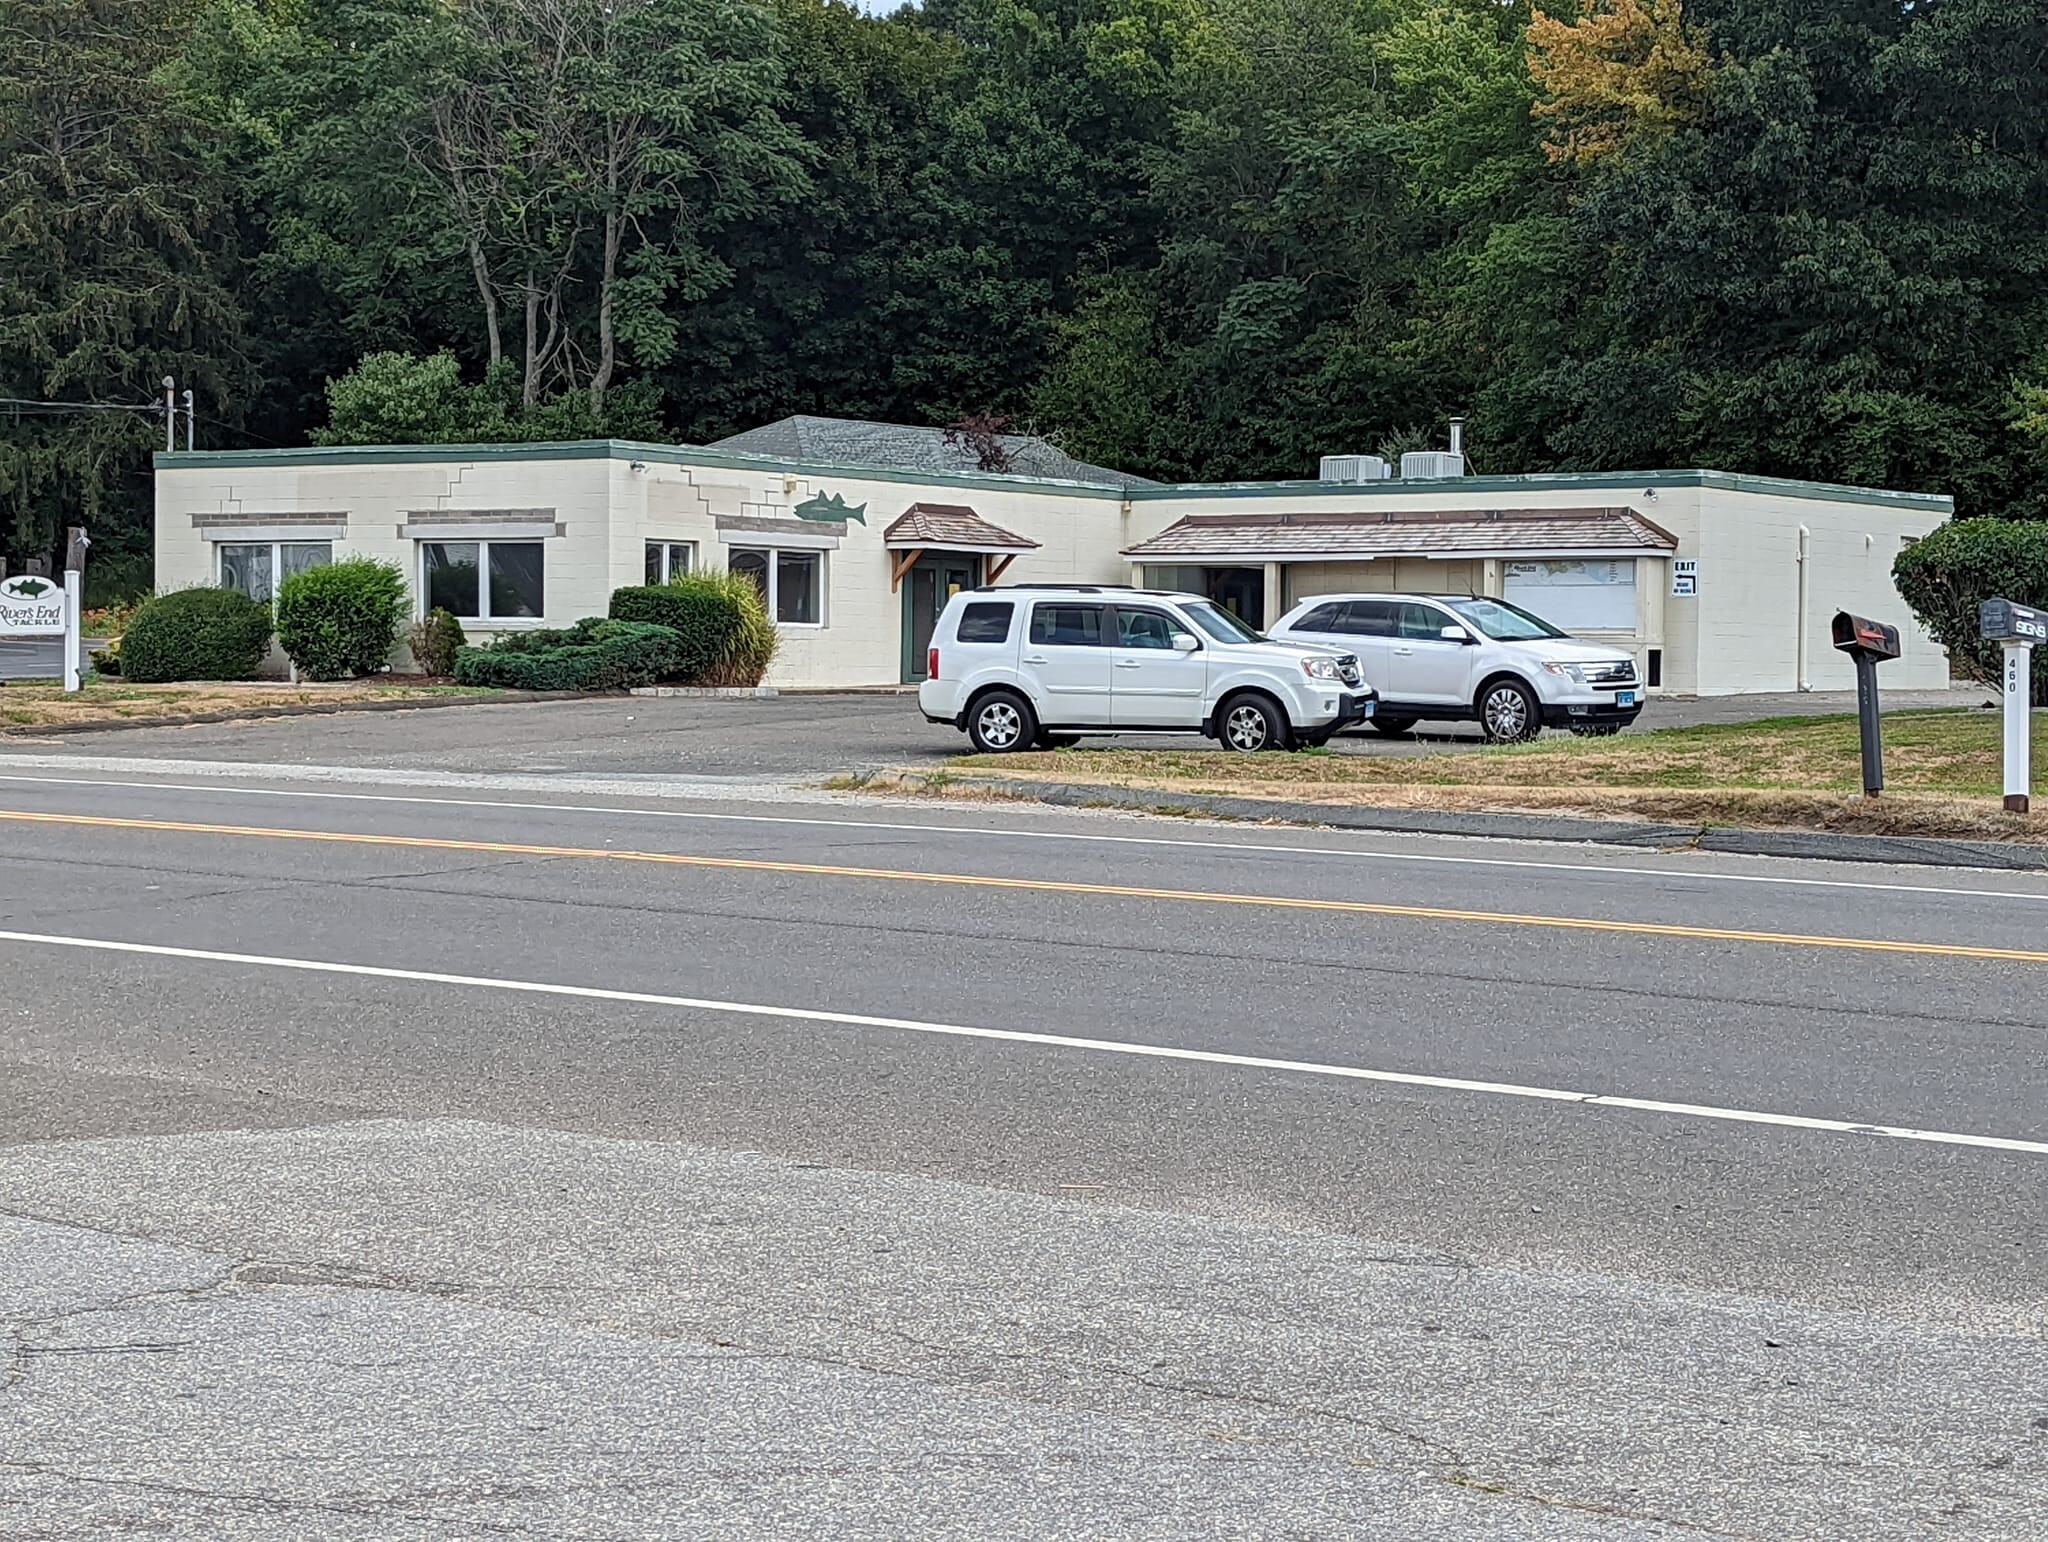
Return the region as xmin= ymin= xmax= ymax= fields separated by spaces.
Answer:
xmin=153 ymin=415 xmax=1954 ymax=694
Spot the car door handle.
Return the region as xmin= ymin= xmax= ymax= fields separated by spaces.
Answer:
xmin=1115 ymin=660 xmax=1144 ymax=669
xmin=1393 ymin=647 xmax=1414 ymax=656
xmin=1023 ymin=654 xmax=1049 ymax=665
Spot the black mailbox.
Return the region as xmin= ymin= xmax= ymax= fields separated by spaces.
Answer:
xmin=1831 ymin=611 xmax=1901 ymax=662
xmin=1830 ymin=610 xmax=1901 ymax=796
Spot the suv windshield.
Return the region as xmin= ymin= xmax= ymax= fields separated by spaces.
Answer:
xmin=1181 ymin=600 xmax=1264 ymax=644
xmin=1444 ymin=597 xmax=1568 ymax=642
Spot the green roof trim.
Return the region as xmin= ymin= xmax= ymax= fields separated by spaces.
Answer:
xmin=1129 ymin=468 xmax=1954 ymax=513
xmin=153 ymin=440 xmax=1954 ymax=514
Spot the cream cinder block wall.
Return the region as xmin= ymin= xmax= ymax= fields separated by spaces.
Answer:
xmin=155 ymin=455 xmax=618 ymax=646
xmin=614 ymin=457 xmax=1130 ymax=688
xmin=1690 ymin=487 xmax=1947 ymax=695
xmin=154 ymin=449 xmax=1954 ymax=694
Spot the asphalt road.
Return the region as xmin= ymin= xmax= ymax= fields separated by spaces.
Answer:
xmin=3 ymin=752 xmax=2045 ymax=1538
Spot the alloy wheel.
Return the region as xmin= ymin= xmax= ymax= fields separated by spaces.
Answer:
xmin=977 ymin=701 xmax=1023 ymax=749
xmin=1224 ymin=704 xmax=1269 ymax=751
xmin=1482 ymin=685 xmax=1530 ymax=741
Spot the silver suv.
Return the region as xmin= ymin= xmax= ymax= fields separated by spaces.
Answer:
xmin=1270 ymin=592 xmax=1643 ymax=741
xmin=919 ymin=586 xmax=1376 ymax=753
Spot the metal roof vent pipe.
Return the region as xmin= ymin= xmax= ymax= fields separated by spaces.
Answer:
xmin=1400 ymin=417 xmax=1469 ymax=480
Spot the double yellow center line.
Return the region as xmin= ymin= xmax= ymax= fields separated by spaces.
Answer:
xmin=7 ymin=806 xmax=2043 ymax=964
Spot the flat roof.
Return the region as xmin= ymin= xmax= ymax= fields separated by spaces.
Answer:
xmin=153 ymin=439 xmax=1956 ymax=515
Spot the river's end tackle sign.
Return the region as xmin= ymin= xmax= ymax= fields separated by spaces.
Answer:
xmin=0 ymin=574 xmax=68 ymax=636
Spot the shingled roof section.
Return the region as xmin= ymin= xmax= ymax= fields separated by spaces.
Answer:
xmin=882 ymin=504 xmax=1041 ymax=552
xmin=1123 ymin=507 xmax=1678 ymax=561
xmin=706 ymin=415 xmax=1162 ymax=488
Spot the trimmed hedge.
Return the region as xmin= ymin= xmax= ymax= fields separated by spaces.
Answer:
xmin=452 ymin=618 xmax=682 ymax=691
xmin=275 ymin=557 xmax=409 ymax=680
xmin=120 ymin=587 xmax=274 ymax=683
xmin=1893 ymin=518 xmax=2048 ymax=693
xmin=608 ymin=570 xmax=778 ymax=687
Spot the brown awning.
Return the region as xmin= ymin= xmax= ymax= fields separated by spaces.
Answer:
xmin=1123 ymin=507 xmax=1676 ymax=562
xmin=883 ymin=503 xmax=1041 ymax=554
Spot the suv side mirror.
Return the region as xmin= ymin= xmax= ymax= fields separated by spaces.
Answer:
xmin=1440 ymin=625 xmax=1475 ymax=645
xmin=1171 ymin=632 xmax=1200 ymax=653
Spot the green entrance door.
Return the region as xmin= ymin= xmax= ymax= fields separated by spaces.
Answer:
xmin=903 ymin=555 xmax=981 ymax=682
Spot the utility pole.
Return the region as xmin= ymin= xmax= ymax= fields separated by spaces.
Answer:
xmin=182 ymin=387 xmax=195 ymax=451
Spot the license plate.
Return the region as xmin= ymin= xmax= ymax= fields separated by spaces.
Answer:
xmin=1616 ymin=691 xmax=1637 ymax=708
xmin=1359 ymin=699 xmax=1375 ymax=718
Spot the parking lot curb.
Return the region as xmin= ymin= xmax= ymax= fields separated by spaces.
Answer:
xmin=942 ymin=776 xmax=2048 ymax=872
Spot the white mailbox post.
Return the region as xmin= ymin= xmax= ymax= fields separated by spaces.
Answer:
xmin=0 ymin=572 xmax=81 ymax=694
xmin=1979 ymin=598 xmax=2045 ymax=814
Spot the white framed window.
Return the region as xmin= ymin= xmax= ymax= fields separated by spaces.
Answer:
xmin=645 ymin=541 xmax=696 ymax=584
xmin=729 ymin=547 xmax=824 ymax=626
xmin=421 ymin=540 xmax=545 ymax=622
xmin=1503 ymin=559 xmax=1637 ymax=632
xmin=219 ymin=541 xmax=332 ymax=604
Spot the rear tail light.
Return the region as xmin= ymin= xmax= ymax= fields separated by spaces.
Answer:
xmin=928 ymin=646 xmax=940 ymax=678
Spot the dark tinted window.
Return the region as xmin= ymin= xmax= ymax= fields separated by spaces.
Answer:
xmin=1029 ymin=604 xmax=1105 ymax=647
xmin=1349 ymin=601 xmax=1397 ymax=637
xmin=1114 ymin=609 xmax=1179 ymax=649
xmin=1296 ymin=603 xmax=1349 ymax=634
xmin=957 ymin=602 xmax=1013 ymax=643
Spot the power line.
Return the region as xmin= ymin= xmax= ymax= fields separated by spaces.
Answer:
xmin=0 ymin=397 xmax=163 ymax=415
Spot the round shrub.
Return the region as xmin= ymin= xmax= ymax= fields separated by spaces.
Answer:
xmin=608 ymin=571 xmax=778 ymax=686
xmin=408 ymin=607 xmax=467 ymax=676
xmin=1893 ymin=518 xmax=2048 ymax=693
xmin=120 ymin=587 xmax=274 ymax=683
xmin=275 ymin=557 xmax=409 ymax=680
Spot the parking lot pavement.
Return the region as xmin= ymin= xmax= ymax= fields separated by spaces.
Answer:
xmin=0 ymin=638 xmax=99 ymax=680
xmin=0 ymin=683 xmax=1979 ymax=780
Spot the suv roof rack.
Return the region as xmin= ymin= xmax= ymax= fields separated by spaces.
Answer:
xmin=975 ymin=583 xmax=1137 ymax=594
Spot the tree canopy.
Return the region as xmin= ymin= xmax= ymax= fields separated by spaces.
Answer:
xmin=4 ymin=0 xmax=2044 ymax=585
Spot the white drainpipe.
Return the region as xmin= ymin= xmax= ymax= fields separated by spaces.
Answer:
xmin=1796 ymin=525 xmax=1812 ymax=692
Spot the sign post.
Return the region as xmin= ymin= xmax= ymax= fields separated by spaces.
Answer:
xmin=1979 ymin=598 xmax=2043 ymax=814
xmin=1830 ymin=611 xmax=1903 ymax=798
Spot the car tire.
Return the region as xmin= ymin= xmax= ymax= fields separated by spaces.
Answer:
xmin=1368 ymin=717 xmax=1419 ymax=737
xmin=1570 ymin=723 xmax=1623 ymax=738
xmin=967 ymin=690 xmax=1037 ymax=754
xmin=1035 ymin=732 xmax=1081 ymax=750
xmin=1218 ymin=693 xmax=1288 ymax=753
xmin=1478 ymin=679 xmax=1540 ymax=743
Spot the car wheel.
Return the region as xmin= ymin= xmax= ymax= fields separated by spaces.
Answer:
xmin=1570 ymin=723 xmax=1623 ymax=738
xmin=1478 ymin=680 xmax=1540 ymax=743
xmin=1220 ymin=694 xmax=1287 ymax=753
xmin=1368 ymin=717 xmax=1419 ymax=737
xmin=1035 ymin=732 xmax=1081 ymax=750
xmin=967 ymin=690 xmax=1036 ymax=754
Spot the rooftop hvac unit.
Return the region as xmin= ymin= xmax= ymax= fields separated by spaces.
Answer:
xmin=1400 ymin=451 xmax=1467 ymax=480
xmin=1318 ymin=455 xmax=1392 ymax=483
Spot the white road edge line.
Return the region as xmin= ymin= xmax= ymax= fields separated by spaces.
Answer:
xmin=3 ymin=927 xmax=2041 ymax=1159
xmin=0 ymin=766 xmax=2043 ymax=906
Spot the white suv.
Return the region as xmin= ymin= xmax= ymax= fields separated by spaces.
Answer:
xmin=1269 ymin=593 xmax=1642 ymax=742
xmin=920 ymin=586 xmax=1376 ymax=753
